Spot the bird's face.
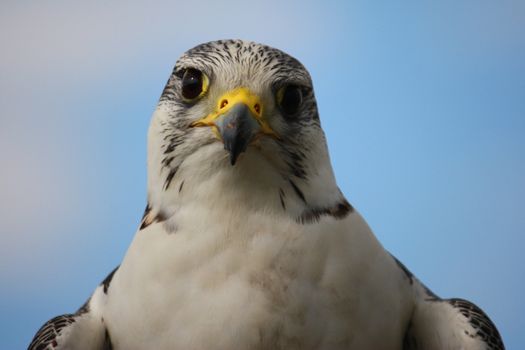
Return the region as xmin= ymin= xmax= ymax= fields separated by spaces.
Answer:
xmin=147 ymin=40 xmax=344 ymax=220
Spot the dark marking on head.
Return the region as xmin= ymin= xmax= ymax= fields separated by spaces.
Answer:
xmin=164 ymin=167 xmax=178 ymax=190
xmin=162 ymin=156 xmax=174 ymax=167
xmin=297 ymin=199 xmax=353 ymax=224
xmin=156 ymin=40 xmax=323 ymax=189
xmin=289 ymin=179 xmax=306 ymax=204
xmin=179 ymin=180 xmax=185 ymax=193
xmin=163 ymin=136 xmax=185 ymax=155
xmin=283 ymin=148 xmax=308 ymax=180
xmin=177 ymin=40 xmax=308 ymax=78
xmin=447 ymin=298 xmax=505 ymax=349
xmin=101 ymin=265 xmax=119 ymax=294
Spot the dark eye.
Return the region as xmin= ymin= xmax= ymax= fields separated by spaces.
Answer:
xmin=181 ymin=68 xmax=208 ymax=101
xmin=277 ymin=85 xmax=303 ymax=116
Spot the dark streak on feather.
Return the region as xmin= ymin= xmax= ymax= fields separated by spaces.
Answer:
xmin=289 ymin=179 xmax=306 ymax=204
xmin=164 ymin=166 xmax=179 ymax=190
xmin=279 ymin=188 xmax=286 ymax=210
xmin=141 ymin=203 xmax=152 ymax=222
xmin=103 ymin=326 xmax=114 ymax=350
xmin=101 ymin=266 xmax=119 ymax=294
xmin=77 ymin=297 xmax=91 ymax=315
xmin=403 ymin=318 xmax=418 ymax=350
xmin=297 ymin=199 xmax=353 ymax=224
xmin=391 ymin=255 xmax=414 ymax=285
xmin=140 ymin=203 xmax=169 ymax=230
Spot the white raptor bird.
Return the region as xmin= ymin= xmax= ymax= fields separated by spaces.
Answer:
xmin=29 ymin=40 xmax=504 ymax=350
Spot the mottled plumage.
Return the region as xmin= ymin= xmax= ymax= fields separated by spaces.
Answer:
xmin=29 ymin=40 xmax=504 ymax=349
xmin=29 ymin=314 xmax=76 ymax=350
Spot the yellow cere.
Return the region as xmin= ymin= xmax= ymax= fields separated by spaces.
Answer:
xmin=191 ymin=87 xmax=279 ymax=139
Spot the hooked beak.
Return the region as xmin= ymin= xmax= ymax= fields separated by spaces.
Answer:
xmin=215 ymin=103 xmax=260 ymax=165
xmin=190 ymin=88 xmax=278 ymax=165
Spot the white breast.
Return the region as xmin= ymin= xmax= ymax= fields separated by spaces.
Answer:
xmin=103 ymin=202 xmax=414 ymax=350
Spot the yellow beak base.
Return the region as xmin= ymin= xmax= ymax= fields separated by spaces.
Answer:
xmin=190 ymin=87 xmax=277 ymax=138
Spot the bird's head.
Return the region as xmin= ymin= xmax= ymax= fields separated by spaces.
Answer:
xmin=146 ymin=40 xmax=351 ymax=224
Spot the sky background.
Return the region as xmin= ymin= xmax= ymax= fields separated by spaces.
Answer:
xmin=1 ymin=0 xmax=523 ymax=348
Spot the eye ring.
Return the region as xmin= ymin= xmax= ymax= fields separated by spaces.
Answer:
xmin=181 ymin=68 xmax=209 ymax=102
xmin=276 ymin=85 xmax=303 ymax=117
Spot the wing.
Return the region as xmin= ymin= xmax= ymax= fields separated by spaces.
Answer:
xmin=447 ymin=298 xmax=504 ymax=350
xmin=388 ymin=253 xmax=505 ymax=350
xmin=404 ymin=296 xmax=505 ymax=350
xmin=28 ymin=314 xmax=76 ymax=350
xmin=28 ymin=309 xmax=113 ymax=350
xmin=28 ymin=267 xmax=119 ymax=350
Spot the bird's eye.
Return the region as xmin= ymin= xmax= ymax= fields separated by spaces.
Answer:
xmin=181 ymin=68 xmax=209 ymax=101
xmin=277 ymin=85 xmax=303 ymax=116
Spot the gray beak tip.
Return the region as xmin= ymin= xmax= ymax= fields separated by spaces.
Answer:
xmin=216 ymin=104 xmax=260 ymax=166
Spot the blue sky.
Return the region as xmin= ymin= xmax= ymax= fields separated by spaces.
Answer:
xmin=1 ymin=1 xmax=523 ymax=348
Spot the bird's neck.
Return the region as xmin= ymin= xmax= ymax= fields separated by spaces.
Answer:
xmin=149 ymin=156 xmax=344 ymax=228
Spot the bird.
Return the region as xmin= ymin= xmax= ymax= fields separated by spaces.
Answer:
xmin=29 ymin=39 xmax=505 ymax=350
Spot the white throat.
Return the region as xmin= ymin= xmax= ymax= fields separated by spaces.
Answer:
xmin=145 ymin=107 xmax=345 ymax=228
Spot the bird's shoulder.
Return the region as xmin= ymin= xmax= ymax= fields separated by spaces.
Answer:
xmin=28 ymin=268 xmax=119 ymax=350
xmin=404 ymin=286 xmax=504 ymax=349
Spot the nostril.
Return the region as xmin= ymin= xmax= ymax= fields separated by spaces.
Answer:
xmin=220 ymin=99 xmax=228 ymax=109
xmin=254 ymin=103 xmax=261 ymax=114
